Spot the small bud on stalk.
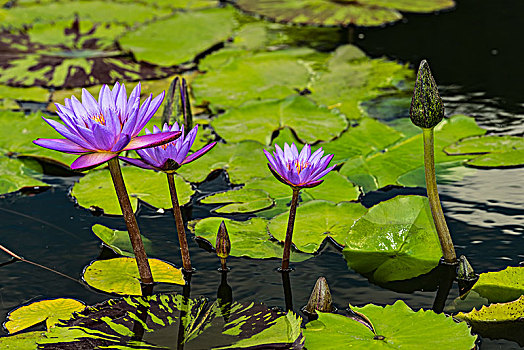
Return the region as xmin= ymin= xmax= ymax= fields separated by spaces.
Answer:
xmin=304 ymin=277 xmax=333 ymax=315
xmin=216 ymin=221 xmax=231 ymax=271
xmin=457 ymin=255 xmax=478 ymax=295
xmin=410 ymin=60 xmax=444 ymax=129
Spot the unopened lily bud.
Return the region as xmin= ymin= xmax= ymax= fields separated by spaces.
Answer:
xmin=216 ymin=221 xmax=231 ymax=260
xmin=410 ymin=60 xmax=444 ymax=129
xmin=304 ymin=277 xmax=333 ymax=314
xmin=457 ymin=255 xmax=476 ymax=281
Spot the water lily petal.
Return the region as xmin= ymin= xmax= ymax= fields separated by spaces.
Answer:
xmin=298 ymin=179 xmax=323 ymax=188
xmin=33 ymin=138 xmax=90 ymax=154
xmin=42 ymin=117 xmax=93 ymax=150
xmin=268 ymin=164 xmax=293 ymax=187
xmin=123 ymin=131 xmax=181 ymax=151
xmin=182 ymin=142 xmax=217 ymax=165
xmin=71 ymin=152 xmax=117 ymax=170
xmin=111 ymin=134 xmax=131 ymax=152
xmin=92 ymin=123 xmax=115 ymax=151
xmin=81 ymin=88 xmax=101 ymax=117
xmin=119 ymin=156 xmax=157 ymax=170
xmin=309 ymin=165 xmax=336 ymax=182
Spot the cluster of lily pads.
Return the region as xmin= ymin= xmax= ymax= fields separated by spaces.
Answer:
xmin=0 ymin=0 xmax=523 ymax=349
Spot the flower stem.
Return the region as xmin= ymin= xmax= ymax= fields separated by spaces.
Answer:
xmin=108 ymin=158 xmax=154 ymax=285
xmin=423 ymin=128 xmax=457 ymax=263
xmin=166 ymin=172 xmax=192 ymax=272
xmin=281 ymin=188 xmax=300 ymax=271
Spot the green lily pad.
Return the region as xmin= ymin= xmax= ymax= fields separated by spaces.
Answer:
xmin=444 ymin=290 xmax=490 ymax=314
xmin=455 ymin=295 xmax=524 ymax=323
xmin=468 ymin=266 xmax=524 ymax=303
xmin=190 ymin=217 xmax=311 ymax=262
xmin=119 ymin=7 xmax=237 ymax=67
xmin=4 ymin=298 xmax=85 ymax=334
xmin=36 ymin=294 xmax=303 ymax=349
xmin=1 ymin=1 xmax=169 ymax=30
xmin=0 ymin=156 xmax=47 ymax=195
xmin=314 ymin=117 xmax=404 ymax=164
xmin=340 ymin=115 xmax=487 ymax=192
xmin=0 ymin=111 xmax=77 ymax=166
xmin=82 ymin=257 xmax=185 ymax=295
xmin=269 ymin=200 xmax=367 ymax=254
xmin=119 ymin=0 xmax=218 ymax=10
xmin=397 ymin=160 xmax=478 ymax=187
xmin=193 ymin=47 xmax=322 ymax=110
xmin=213 ymin=95 xmax=347 ymax=145
xmin=201 ymin=189 xmax=274 ymax=214
xmin=91 ymin=224 xmax=153 ymax=257
xmin=0 ymin=19 xmax=174 ymax=89
xmin=310 ymin=45 xmax=413 ymax=120
xmin=71 ymin=166 xmax=194 ymax=215
xmin=0 ymin=85 xmax=49 ymax=102
xmin=177 ymin=141 xmax=268 ymax=185
xmin=304 ymin=300 xmax=476 ymax=349
xmin=445 ymin=135 xmax=524 ymax=168
xmin=0 ymin=331 xmax=45 ymax=350
xmin=343 ymin=195 xmax=442 ymax=283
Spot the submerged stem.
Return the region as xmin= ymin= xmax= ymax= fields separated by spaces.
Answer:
xmin=423 ymin=128 xmax=457 ymax=263
xmin=108 ymin=158 xmax=154 ymax=285
xmin=166 ymin=172 xmax=192 ymax=272
xmin=281 ymin=188 xmax=300 ymax=271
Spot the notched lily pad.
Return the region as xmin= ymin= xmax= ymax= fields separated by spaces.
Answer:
xmin=0 ymin=156 xmax=47 ymax=195
xmin=4 ymin=298 xmax=85 ymax=334
xmin=455 ymin=295 xmax=524 ymax=324
xmin=190 ymin=217 xmax=311 ymax=262
xmin=445 ymin=135 xmax=524 ymax=168
xmin=343 ymin=195 xmax=442 ymax=283
xmin=213 ymin=95 xmax=347 ymax=145
xmin=269 ymin=200 xmax=367 ymax=254
xmin=91 ymin=224 xmax=153 ymax=257
xmin=82 ymin=257 xmax=185 ymax=295
xmin=467 ymin=266 xmax=524 ymax=303
xmin=304 ymin=300 xmax=476 ymax=350
xmin=119 ymin=7 xmax=237 ymax=67
xmin=71 ymin=166 xmax=194 ymax=215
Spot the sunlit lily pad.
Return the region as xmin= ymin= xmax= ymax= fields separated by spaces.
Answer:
xmin=343 ymin=195 xmax=442 ymax=283
xmin=269 ymin=200 xmax=367 ymax=254
xmin=310 ymin=45 xmax=413 ymax=120
xmin=455 ymin=295 xmax=524 ymax=323
xmin=119 ymin=0 xmax=218 ymax=10
xmin=71 ymin=166 xmax=194 ymax=215
xmin=445 ymin=135 xmax=524 ymax=168
xmin=193 ymin=47 xmax=322 ymax=110
xmin=4 ymin=298 xmax=85 ymax=334
xmin=190 ymin=217 xmax=311 ymax=262
xmin=82 ymin=257 xmax=185 ymax=295
xmin=304 ymin=300 xmax=476 ymax=349
xmin=119 ymin=7 xmax=237 ymax=67
xmin=201 ymin=189 xmax=274 ymax=214
xmin=91 ymin=224 xmax=153 ymax=257
xmin=0 ymin=331 xmax=45 ymax=349
xmin=340 ymin=115 xmax=486 ymax=192
xmin=468 ymin=266 xmax=524 ymax=303
xmin=36 ymin=294 xmax=303 ymax=349
xmin=177 ymin=141 xmax=268 ymax=184
xmin=0 ymin=19 xmax=174 ymax=88
xmin=0 ymin=1 xmax=169 ymax=29
xmin=0 ymin=156 xmax=47 ymax=195
xmin=0 ymin=85 xmax=49 ymax=103
xmin=0 ymin=111 xmax=77 ymax=166
xmin=213 ymin=95 xmax=347 ymax=145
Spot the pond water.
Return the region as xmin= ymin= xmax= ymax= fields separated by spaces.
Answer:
xmin=0 ymin=0 xmax=523 ymax=349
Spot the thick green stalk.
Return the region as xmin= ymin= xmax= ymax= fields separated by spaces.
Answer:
xmin=281 ymin=188 xmax=300 ymax=271
xmin=108 ymin=158 xmax=154 ymax=285
xmin=166 ymin=172 xmax=192 ymax=272
xmin=423 ymin=128 xmax=457 ymax=263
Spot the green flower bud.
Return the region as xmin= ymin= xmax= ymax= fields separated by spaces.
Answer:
xmin=410 ymin=60 xmax=444 ymax=129
xmin=216 ymin=221 xmax=231 ymax=260
xmin=457 ymin=255 xmax=476 ymax=281
xmin=304 ymin=277 xmax=333 ymax=314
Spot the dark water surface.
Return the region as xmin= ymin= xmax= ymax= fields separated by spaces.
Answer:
xmin=1 ymin=0 xmax=523 ymax=349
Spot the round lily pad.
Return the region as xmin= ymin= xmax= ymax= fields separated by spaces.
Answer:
xmin=71 ymin=166 xmax=194 ymax=215
xmin=190 ymin=217 xmax=311 ymax=262
xmin=82 ymin=257 xmax=185 ymax=295
xmin=119 ymin=7 xmax=237 ymax=67
xmin=445 ymin=135 xmax=524 ymax=168
xmin=343 ymin=195 xmax=442 ymax=283
xmin=201 ymin=189 xmax=274 ymax=214
xmin=4 ymin=298 xmax=85 ymax=333
xmin=213 ymin=96 xmax=347 ymax=145
xmin=269 ymin=200 xmax=367 ymax=254
xmin=468 ymin=266 xmax=524 ymax=303
xmin=304 ymin=300 xmax=476 ymax=349
xmin=91 ymin=224 xmax=153 ymax=257
xmin=0 ymin=156 xmax=47 ymax=195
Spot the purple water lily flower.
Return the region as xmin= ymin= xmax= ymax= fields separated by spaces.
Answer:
xmin=264 ymin=143 xmax=335 ymax=189
xmin=33 ymin=82 xmax=181 ymax=170
xmin=120 ymin=122 xmax=216 ymax=172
